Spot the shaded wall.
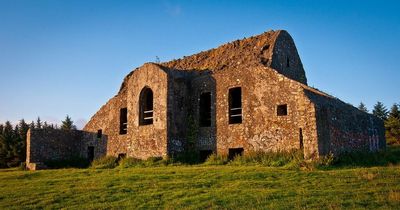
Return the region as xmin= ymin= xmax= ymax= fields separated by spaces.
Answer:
xmin=190 ymin=72 xmax=217 ymax=152
xmin=270 ymin=30 xmax=307 ymax=85
xmin=166 ymin=69 xmax=192 ymax=154
xmin=26 ymin=129 xmax=105 ymax=170
xmin=305 ymin=90 xmax=386 ymax=155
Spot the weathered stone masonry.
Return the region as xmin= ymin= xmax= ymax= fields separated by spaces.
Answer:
xmin=26 ymin=30 xmax=385 ymax=169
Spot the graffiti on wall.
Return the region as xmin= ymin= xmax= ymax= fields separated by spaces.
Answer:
xmin=248 ymin=129 xmax=283 ymax=151
xmin=368 ymin=128 xmax=379 ymax=152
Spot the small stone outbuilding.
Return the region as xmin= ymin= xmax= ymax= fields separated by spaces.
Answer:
xmin=26 ymin=30 xmax=385 ymax=169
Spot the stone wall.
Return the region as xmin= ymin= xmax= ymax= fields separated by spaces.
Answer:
xmin=78 ymin=29 xmax=385 ymax=161
xmin=84 ymin=63 xmax=169 ymax=159
xmin=84 ymin=92 xmax=128 ymax=157
xmin=126 ymin=64 xmax=169 ymax=158
xmin=209 ymin=66 xmax=318 ymax=158
xmin=26 ymin=129 xmax=102 ymax=170
xmin=304 ymin=89 xmax=386 ymax=155
xmin=270 ymin=30 xmax=307 ymax=84
xmin=166 ymin=69 xmax=192 ymax=154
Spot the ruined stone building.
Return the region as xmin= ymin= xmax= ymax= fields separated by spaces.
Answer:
xmin=26 ymin=30 xmax=385 ymax=169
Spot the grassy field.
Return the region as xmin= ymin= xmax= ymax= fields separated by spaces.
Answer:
xmin=1 ymin=148 xmax=400 ymax=209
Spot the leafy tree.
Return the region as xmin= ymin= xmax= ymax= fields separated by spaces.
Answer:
xmin=385 ymin=104 xmax=400 ymax=145
xmin=372 ymin=101 xmax=388 ymax=121
xmin=357 ymin=102 xmax=369 ymax=113
xmin=61 ymin=115 xmax=77 ymax=131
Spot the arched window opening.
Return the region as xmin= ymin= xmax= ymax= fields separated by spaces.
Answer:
xmin=139 ymin=87 xmax=153 ymax=125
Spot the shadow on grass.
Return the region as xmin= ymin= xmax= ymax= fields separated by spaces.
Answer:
xmin=44 ymin=157 xmax=90 ymax=169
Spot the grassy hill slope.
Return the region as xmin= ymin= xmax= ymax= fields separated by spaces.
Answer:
xmin=0 ymin=164 xmax=399 ymax=209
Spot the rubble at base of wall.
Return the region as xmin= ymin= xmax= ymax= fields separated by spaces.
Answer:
xmin=26 ymin=162 xmax=48 ymax=171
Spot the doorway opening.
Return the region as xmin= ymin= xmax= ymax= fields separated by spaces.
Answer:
xmin=87 ymin=146 xmax=95 ymax=162
xmin=199 ymin=150 xmax=213 ymax=162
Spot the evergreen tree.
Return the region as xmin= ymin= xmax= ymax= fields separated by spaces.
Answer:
xmin=29 ymin=121 xmax=35 ymax=130
xmin=18 ymin=119 xmax=29 ymax=161
xmin=61 ymin=115 xmax=76 ymax=131
xmin=372 ymin=101 xmax=388 ymax=121
xmin=36 ymin=117 xmax=42 ymax=129
xmin=0 ymin=123 xmax=5 ymax=167
xmin=43 ymin=121 xmax=48 ymax=129
xmin=357 ymin=102 xmax=369 ymax=113
xmin=385 ymin=104 xmax=400 ymax=145
xmin=388 ymin=104 xmax=400 ymax=119
xmin=0 ymin=121 xmax=14 ymax=167
xmin=9 ymin=125 xmax=22 ymax=165
xmin=0 ymin=124 xmax=3 ymax=135
xmin=18 ymin=119 xmax=29 ymax=137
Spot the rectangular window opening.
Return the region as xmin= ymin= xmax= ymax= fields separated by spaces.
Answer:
xmin=277 ymin=104 xmax=288 ymax=116
xmin=229 ymin=87 xmax=242 ymax=124
xmin=299 ymin=128 xmax=304 ymax=150
xmin=228 ymin=148 xmax=244 ymax=160
xmin=120 ymin=108 xmax=128 ymax=134
xmin=97 ymin=129 xmax=102 ymax=138
xmin=286 ymin=56 xmax=290 ymax=67
xmin=199 ymin=92 xmax=211 ymax=127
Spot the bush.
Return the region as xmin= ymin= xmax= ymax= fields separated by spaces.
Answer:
xmin=143 ymin=156 xmax=163 ymax=167
xmin=118 ymin=156 xmax=178 ymax=168
xmin=85 ymin=145 xmax=400 ymax=170
xmin=90 ymin=156 xmax=117 ymax=169
xmin=228 ymin=150 xmax=304 ymax=167
xmin=118 ymin=157 xmax=143 ymax=168
xmin=203 ymin=154 xmax=228 ymax=165
xmin=18 ymin=162 xmax=27 ymax=171
xmin=331 ymin=146 xmax=400 ymax=168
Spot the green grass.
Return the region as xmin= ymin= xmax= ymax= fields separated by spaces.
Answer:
xmin=0 ymin=146 xmax=399 ymax=209
xmin=0 ymin=165 xmax=399 ymax=209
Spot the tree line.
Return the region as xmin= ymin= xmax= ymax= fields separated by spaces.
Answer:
xmin=358 ymin=101 xmax=400 ymax=145
xmin=0 ymin=115 xmax=76 ymax=168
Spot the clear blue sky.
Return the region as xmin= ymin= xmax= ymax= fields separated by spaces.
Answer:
xmin=0 ymin=0 xmax=399 ymax=128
